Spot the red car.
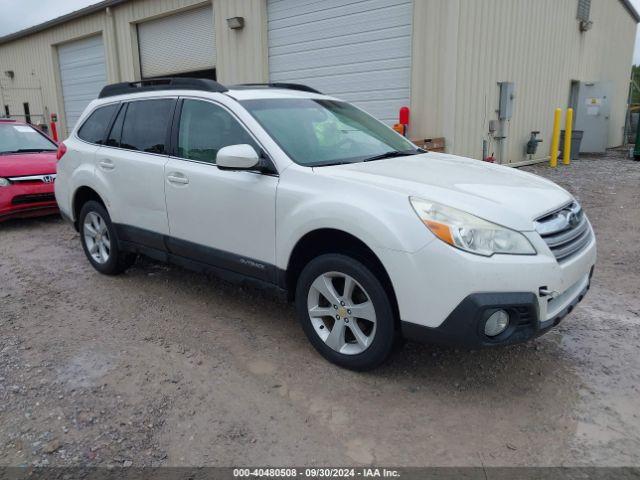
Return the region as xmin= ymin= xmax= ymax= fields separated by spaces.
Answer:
xmin=0 ymin=119 xmax=59 ymax=222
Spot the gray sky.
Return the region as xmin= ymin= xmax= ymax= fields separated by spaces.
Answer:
xmin=2 ymin=0 xmax=640 ymax=64
xmin=0 ymin=0 xmax=102 ymax=37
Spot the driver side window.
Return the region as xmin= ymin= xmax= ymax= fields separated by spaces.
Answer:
xmin=177 ymin=99 xmax=258 ymax=164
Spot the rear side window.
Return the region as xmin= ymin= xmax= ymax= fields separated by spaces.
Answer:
xmin=120 ymin=99 xmax=174 ymax=154
xmin=77 ymin=104 xmax=118 ymax=144
xmin=177 ymin=99 xmax=258 ymax=164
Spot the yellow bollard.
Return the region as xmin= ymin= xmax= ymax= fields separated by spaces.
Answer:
xmin=550 ymin=108 xmax=562 ymax=168
xmin=563 ymin=108 xmax=574 ymax=165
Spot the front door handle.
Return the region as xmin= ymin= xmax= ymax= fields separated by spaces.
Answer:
xmin=167 ymin=173 xmax=189 ymax=185
xmin=98 ymin=159 xmax=115 ymax=171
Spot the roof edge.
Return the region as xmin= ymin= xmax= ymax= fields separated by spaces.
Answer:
xmin=0 ymin=0 xmax=637 ymax=47
xmin=619 ymin=0 xmax=640 ymax=23
xmin=0 ymin=0 xmax=129 ymax=46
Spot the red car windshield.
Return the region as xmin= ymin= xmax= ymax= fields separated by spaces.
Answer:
xmin=0 ymin=123 xmax=57 ymax=155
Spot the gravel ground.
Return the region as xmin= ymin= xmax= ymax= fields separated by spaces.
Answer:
xmin=1 ymin=149 xmax=639 ymax=468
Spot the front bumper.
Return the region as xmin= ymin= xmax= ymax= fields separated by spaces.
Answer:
xmin=401 ymin=267 xmax=592 ymax=347
xmin=0 ymin=183 xmax=58 ymax=222
xmin=373 ymin=221 xmax=596 ymax=346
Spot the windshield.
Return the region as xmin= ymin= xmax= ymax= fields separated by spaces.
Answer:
xmin=0 ymin=123 xmax=57 ymax=155
xmin=241 ymin=98 xmax=419 ymax=167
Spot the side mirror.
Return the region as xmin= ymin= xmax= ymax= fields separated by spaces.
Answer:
xmin=216 ymin=144 xmax=260 ymax=170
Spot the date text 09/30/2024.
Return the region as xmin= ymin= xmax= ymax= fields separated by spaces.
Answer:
xmin=232 ymin=468 xmax=401 ymax=478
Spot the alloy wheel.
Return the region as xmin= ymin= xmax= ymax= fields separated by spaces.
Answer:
xmin=83 ymin=211 xmax=111 ymax=264
xmin=307 ymin=271 xmax=377 ymax=355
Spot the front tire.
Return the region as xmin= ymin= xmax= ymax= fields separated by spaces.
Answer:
xmin=79 ymin=201 xmax=135 ymax=275
xmin=295 ymin=254 xmax=396 ymax=370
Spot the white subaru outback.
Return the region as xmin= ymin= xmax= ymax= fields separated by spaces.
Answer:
xmin=55 ymin=78 xmax=596 ymax=370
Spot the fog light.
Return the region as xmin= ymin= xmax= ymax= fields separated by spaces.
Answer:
xmin=485 ymin=310 xmax=510 ymax=337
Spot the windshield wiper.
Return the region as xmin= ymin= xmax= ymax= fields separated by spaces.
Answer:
xmin=1 ymin=148 xmax=57 ymax=154
xmin=362 ymin=149 xmax=420 ymax=162
xmin=313 ymin=149 xmax=423 ymax=167
xmin=17 ymin=148 xmax=56 ymax=153
xmin=314 ymin=160 xmax=354 ymax=167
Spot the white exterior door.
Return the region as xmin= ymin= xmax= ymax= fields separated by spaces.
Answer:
xmin=137 ymin=6 xmax=217 ymax=78
xmin=164 ymin=99 xmax=278 ymax=281
xmin=267 ymin=0 xmax=413 ymax=125
xmin=57 ymin=35 xmax=107 ymax=133
xmin=574 ymin=81 xmax=611 ymax=153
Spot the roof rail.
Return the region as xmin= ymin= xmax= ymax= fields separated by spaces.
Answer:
xmin=98 ymin=77 xmax=228 ymax=99
xmin=231 ymin=83 xmax=322 ymax=94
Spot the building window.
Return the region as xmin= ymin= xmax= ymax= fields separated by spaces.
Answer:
xmin=577 ymin=0 xmax=591 ymax=21
xmin=23 ymin=102 xmax=31 ymax=124
xmin=3 ymin=105 xmax=9 ymax=117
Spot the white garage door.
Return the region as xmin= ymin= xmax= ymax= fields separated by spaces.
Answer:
xmin=267 ymin=0 xmax=413 ymax=124
xmin=137 ymin=6 xmax=216 ymax=79
xmin=58 ymin=35 xmax=107 ymax=131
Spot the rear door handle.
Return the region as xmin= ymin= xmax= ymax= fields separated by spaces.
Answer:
xmin=167 ymin=173 xmax=189 ymax=185
xmin=98 ymin=159 xmax=115 ymax=170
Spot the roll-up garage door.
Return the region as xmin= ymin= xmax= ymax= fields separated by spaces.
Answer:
xmin=57 ymin=35 xmax=107 ymax=131
xmin=137 ymin=6 xmax=216 ymax=79
xmin=267 ymin=0 xmax=413 ymax=124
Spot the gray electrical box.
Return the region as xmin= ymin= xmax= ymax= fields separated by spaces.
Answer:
xmin=498 ymin=82 xmax=515 ymax=120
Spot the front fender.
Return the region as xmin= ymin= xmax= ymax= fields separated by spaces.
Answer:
xmin=275 ymin=167 xmax=434 ymax=269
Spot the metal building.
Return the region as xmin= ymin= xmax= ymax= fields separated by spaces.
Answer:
xmin=0 ymin=0 xmax=637 ymax=164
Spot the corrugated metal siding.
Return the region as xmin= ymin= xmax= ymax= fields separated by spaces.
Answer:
xmin=109 ymin=0 xmax=266 ymax=84
xmin=409 ymin=0 xmax=459 ymax=145
xmin=411 ymin=0 xmax=636 ymax=163
xmin=213 ymin=0 xmax=268 ymax=84
xmin=0 ymin=0 xmax=635 ymax=151
xmin=137 ymin=5 xmax=216 ymax=78
xmin=57 ymin=34 xmax=107 ymax=129
xmin=0 ymin=0 xmax=265 ymax=137
xmin=267 ymin=0 xmax=413 ymax=124
xmin=0 ymin=10 xmax=108 ymax=136
xmin=457 ymin=0 xmax=591 ymax=162
xmin=111 ymin=0 xmax=216 ymax=82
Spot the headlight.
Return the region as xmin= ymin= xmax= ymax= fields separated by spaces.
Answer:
xmin=409 ymin=197 xmax=536 ymax=256
xmin=0 ymin=177 xmax=10 ymax=187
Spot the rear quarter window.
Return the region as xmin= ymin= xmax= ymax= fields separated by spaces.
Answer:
xmin=77 ymin=104 xmax=119 ymax=144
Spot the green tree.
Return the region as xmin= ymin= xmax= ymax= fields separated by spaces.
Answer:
xmin=631 ymin=65 xmax=640 ymax=105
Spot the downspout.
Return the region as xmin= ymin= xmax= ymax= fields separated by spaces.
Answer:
xmin=0 ymin=83 xmax=6 ymax=117
xmin=106 ymin=6 xmax=121 ymax=82
xmin=441 ymin=0 xmax=460 ymax=154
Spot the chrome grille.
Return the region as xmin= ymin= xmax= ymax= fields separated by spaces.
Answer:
xmin=8 ymin=174 xmax=56 ymax=184
xmin=535 ymin=202 xmax=593 ymax=262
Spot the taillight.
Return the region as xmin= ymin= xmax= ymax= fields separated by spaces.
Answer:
xmin=56 ymin=142 xmax=67 ymax=160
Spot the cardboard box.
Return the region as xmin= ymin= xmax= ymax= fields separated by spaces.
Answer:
xmin=412 ymin=137 xmax=446 ymax=152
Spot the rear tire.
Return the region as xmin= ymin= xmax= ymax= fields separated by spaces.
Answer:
xmin=295 ymin=253 xmax=396 ymax=371
xmin=79 ymin=201 xmax=136 ymax=275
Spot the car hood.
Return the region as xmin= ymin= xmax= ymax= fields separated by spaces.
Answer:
xmin=0 ymin=152 xmax=57 ymax=177
xmin=316 ymin=152 xmax=572 ymax=231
